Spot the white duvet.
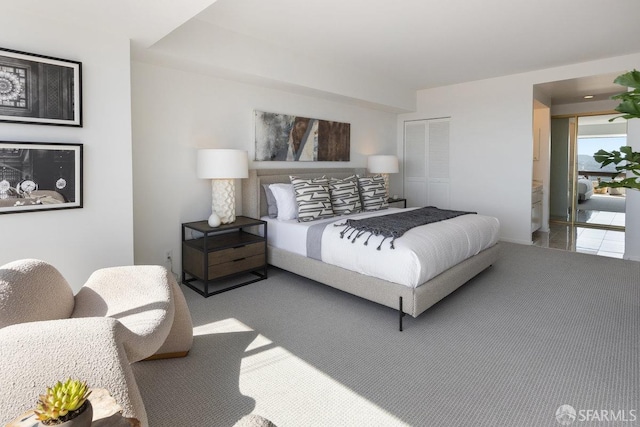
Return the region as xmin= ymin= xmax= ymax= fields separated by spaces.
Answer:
xmin=264 ymin=208 xmax=500 ymax=288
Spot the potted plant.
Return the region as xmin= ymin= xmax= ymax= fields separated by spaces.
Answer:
xmin=593 ymin=146 xmax=640 ymax=190
xmin=33 ymin=379 xmax=92 ymax=426
xmin=593 ymin=70 xmax=640 ymax=190
xmin=608 ymin=69 xmax=640 ymax=122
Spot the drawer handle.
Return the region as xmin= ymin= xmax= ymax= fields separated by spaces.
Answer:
xmin=233 ymin=258 xmax=246 ymax=262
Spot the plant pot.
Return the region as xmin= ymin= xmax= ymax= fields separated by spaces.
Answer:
xmin=38 ymin=401 xmax=93 ymax=427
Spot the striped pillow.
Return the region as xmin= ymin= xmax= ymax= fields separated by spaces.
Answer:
xmin=290 ymin=176 xmax=335 ymax=222
xmin=357 ymin=175 xmax=389 ymax=211
xmin=329 ymin=175 xmax=362 ymax=215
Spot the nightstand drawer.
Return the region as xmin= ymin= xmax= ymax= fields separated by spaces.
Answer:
xmin=181 ymin=217 xmax=268 ymax=297
xmin=208 ymin=254 xmax=265 ymax=280
xmin=209 ymin=242 xmax=264 ymax=265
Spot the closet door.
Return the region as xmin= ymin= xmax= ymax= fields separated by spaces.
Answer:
xmin=427 ymin=119 xmax=450 ymax=208
xmin=403 ymin=118 xmax=450 ymax=208
xmin=404 ymin=121 xmax=428 ymax=207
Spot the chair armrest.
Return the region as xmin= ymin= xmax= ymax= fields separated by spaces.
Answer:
xmin=72 ymin=265 xmax=175 ymax=363
xmin=0 ymin=317 xmax=148 ymax=427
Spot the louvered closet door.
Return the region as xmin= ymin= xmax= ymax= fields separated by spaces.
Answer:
xmin=403 ymin=118 xmax=451 ymax=208
xmin=404 ymin=121 xmax=428 ymax=207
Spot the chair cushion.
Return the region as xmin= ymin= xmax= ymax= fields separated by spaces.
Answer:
xmin=0 ymin=259 xmax=74 ymax=328
xmin=72 ymin=265 xmax=174 ymax=362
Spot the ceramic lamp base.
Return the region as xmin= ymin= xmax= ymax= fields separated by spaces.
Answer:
xmin=211 ymin=179 xmax=236 ymax=224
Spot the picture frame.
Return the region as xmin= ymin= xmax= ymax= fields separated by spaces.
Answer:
xmin=254 ymin=110 xmax=350 ymax=161
xmin=0 ymin=141 xmax=83 ymax=214
xmin=0 ymin=48 xmax=82 ymax=126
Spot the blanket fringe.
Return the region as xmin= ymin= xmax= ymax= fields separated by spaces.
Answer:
xmin=336 ymin=223 xmax=395 ymax=249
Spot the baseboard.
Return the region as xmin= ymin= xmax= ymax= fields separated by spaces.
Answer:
xmin=623 ymin=254 xmax=640 ymax=262
xmin=498 ymin=237 xmax=533 ymax=245
xmin=143 ymin=350 xmax=189 ymax=361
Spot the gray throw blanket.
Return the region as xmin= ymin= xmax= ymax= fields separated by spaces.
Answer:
xmin=336 ymin=206 xmax=475 ymax=250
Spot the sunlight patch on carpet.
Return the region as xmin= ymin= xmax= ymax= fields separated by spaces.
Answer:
xmin=240 ymin=335 xmax=410 ymax=425
xmin=194 ymin=317 xmax=410 ymax=425
xmin=193 ymin=317 xmax=255 ymax=335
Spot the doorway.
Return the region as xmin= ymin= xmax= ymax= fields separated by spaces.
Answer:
xmin=575 ymin=114 xmax=627 ymax=228
xmin=550 ymin=113 xmax=627 ymax=228
xmin=545 ymin=112 xmax=626 ymax=258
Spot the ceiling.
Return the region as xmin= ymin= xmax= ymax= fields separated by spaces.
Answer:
xmin=535 ymin=72 xmax=625 ymax=105
xmin=9 ymin=0 xmax=640 ymax=110
xmin=194 ymin=0 xmax=640 ymax=91
xmin=7 ymin=0 xmax=215 ymax=48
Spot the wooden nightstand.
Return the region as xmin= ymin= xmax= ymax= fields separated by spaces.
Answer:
xmin=181 ymin=216 xmax=267 ymax=297
xmin=388 ymin=197 xmax=407 ymax=208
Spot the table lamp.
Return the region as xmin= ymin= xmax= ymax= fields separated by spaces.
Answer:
xmin=367 ymin=154 xmax=399 ymax=198
xmin=197 ymin=149 xmax=249 ymax=227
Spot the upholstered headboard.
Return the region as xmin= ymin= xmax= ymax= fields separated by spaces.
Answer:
xmin=241 ymin=168 xmax=366 ymax=219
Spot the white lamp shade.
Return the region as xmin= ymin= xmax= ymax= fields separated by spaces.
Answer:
xmin=367 ymin=155 xmax=399 ymax=174
xmin=197 ymin=149 xmax=249 ymax=179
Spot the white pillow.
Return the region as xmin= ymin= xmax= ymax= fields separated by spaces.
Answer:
xmin=269 ymin=183 xmax=298 ymax=221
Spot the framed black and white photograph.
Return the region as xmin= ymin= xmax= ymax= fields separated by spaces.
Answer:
xmin=0 ymin=141 xmax=82 ymax=214
xmin=0 ymin=48 xmax=82 ymax=126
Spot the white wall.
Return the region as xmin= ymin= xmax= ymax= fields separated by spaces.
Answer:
xmin=399 ymin=75 xmax=534 ymax=244
xmin=137 ymin=19 xmax=416 ymax=113
xmin=0 ymin=11 xmax=134 ymax=291
xmin=533 ymin=100 xmax=550 ymax=231
xmin=625 ymin=118 xmax=640 ymax=261
xmin=131 ymin=61 xmax=398 ymax=272
xmin=399 ymin=53 xmax=640 ymax=248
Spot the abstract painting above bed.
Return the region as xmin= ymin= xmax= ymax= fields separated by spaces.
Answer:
xmin=254 ymin=111 xmax=350 ymax=162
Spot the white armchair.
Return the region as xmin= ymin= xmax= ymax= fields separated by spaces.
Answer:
xmin=0 ymin=317 xmax=147 ymax=426
xmin=0 ymin=259 xmax=193 ymax=427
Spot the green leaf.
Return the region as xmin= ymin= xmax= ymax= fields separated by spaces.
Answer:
xmin=609 ymin=70 xmax=640 ymax=120
xmin=613 ymin=69 xmax=640 ymax=89
xmin=615 ymin=177 xmax=640 ymax=190
xmin=592 ymin=145 xmax=640 ymax=190
xmin=615 ymin=98 xmax=640 ymax=117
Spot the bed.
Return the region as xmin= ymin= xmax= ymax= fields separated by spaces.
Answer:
xmin=578 ymin=177 xmax=594 ymax=201
xmin=241 ymin=168 xmax=500 ymax=330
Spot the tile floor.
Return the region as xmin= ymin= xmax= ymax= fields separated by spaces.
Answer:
xmin=533 ymin=223 xmax=625 ymax=259
xmin=576 ymin=209 xmax=626 ymax=227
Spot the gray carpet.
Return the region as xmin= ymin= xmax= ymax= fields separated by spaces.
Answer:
xmin=133 ymin=243 xmax=640 ymax=426
xmin=578 ymin=194 xmax=626 ymax=213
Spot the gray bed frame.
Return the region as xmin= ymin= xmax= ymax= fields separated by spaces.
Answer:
xmin=241 ymin=168 xmax=500 ymax=330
